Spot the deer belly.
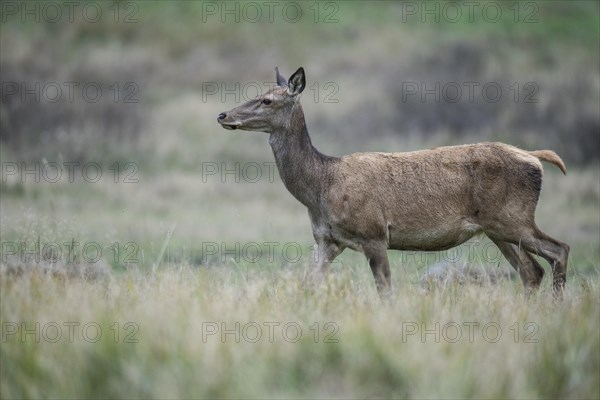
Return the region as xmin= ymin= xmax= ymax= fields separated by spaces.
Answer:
xmin=387 ymin=219 xmax=481 ymax=251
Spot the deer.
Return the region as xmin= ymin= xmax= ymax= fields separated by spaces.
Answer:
xmin=217 ymin=67 xmax=570 ymax=297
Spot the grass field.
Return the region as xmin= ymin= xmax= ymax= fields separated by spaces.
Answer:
xmin=1 ymin=259 xmax=599 ymax=398
xmin=1 ymin=165 xmax=598 ymax=399
xmin=1 ymin=1 xmax=599 ymax=399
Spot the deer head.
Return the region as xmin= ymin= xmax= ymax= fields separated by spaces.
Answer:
xmin=217 ymin=67 xmax=306 ymax=134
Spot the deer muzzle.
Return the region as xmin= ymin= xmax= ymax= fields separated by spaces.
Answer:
xmin=217 ymin=112 xmax=240 ymax=130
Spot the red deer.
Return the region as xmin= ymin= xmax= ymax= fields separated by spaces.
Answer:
xmin=217 ymin=67 xmax=569 ymax=297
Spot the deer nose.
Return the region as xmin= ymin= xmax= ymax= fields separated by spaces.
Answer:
xmin=217 ymin=112 xmax=226 ymax=121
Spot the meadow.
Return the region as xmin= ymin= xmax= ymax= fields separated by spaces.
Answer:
xmin=1 ymin=1 xmax=599 ymax=398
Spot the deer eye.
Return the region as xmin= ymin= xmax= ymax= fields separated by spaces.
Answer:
xmin=261 ymin=99 xmax=272 ymax=105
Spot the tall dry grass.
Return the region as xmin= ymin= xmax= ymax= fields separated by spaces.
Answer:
xmin=1 ymin=265 xmax=598 ymax=399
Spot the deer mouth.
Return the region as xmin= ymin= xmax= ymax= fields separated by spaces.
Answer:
xmin=220 ymin=123 xmax=239 ymax=130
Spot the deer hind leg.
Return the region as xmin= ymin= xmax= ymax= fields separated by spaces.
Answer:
xmin=488 ymin=225 xmax=569 ymax=297
xmin=489 ymin=237 xmax=545 ymax=296
xmin=519 ymin=229 xmax=570 ymax=296
xmin=363 ymin=243 xmax=392 ymax=297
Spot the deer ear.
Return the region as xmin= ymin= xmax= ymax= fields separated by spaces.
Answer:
xmin=275 ymin=67 xmax=288 ymax=87
xmin=287 ymin=67 xmax=306 ymax=95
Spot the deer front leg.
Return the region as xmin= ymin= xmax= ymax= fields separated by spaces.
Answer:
xmin=311 ymin=240 xmax=343 ymax=271
xmin=303 ymin=240 xmax=344 ymax=290
xmin=364 ymin=244 xmax=392 ymax=297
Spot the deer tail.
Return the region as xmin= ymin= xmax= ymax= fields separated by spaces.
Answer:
xmin=529 ymin=150 xmax=567 ymax=175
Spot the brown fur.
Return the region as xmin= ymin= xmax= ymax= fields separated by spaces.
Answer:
xmin=218 ymin=67 xmax=570 ymax=297
xmin=528 ymin=150 xmax=567 ymax=175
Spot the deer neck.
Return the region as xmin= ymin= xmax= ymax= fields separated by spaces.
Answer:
xmin=268 ymin=102 xmax=334 ymax=209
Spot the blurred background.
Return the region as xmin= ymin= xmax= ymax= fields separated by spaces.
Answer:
xmin=1 ymin=0 xmax=598 ymax=271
